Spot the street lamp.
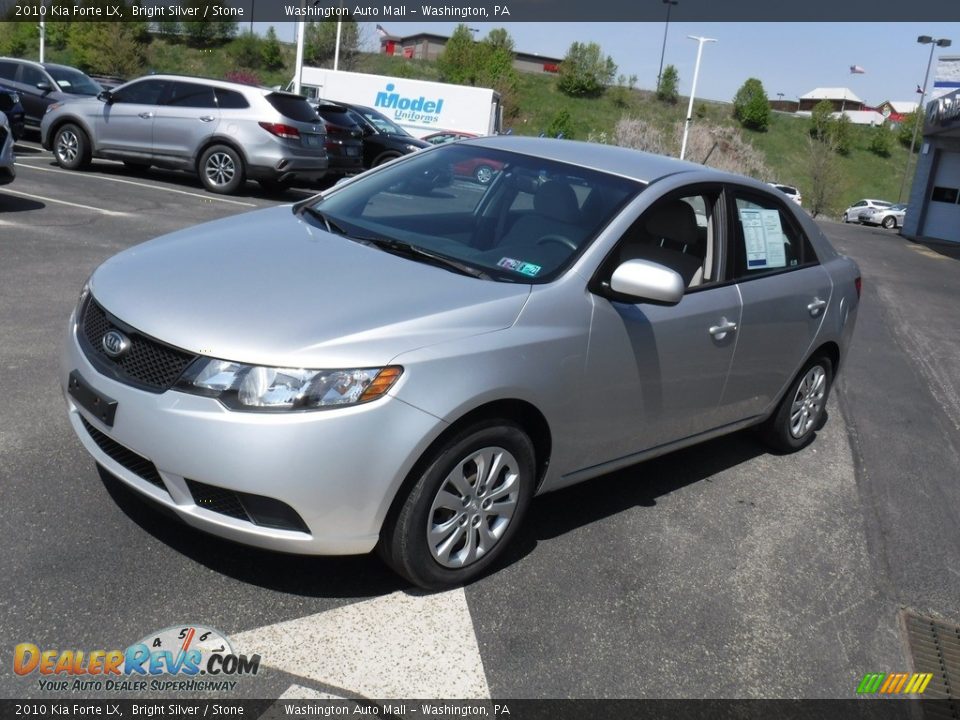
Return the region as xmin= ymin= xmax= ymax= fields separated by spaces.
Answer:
xmin=656 ymin=0 xmax=679 ymax=93
xmin=898 ymin=34 xmax=952 ymax=202
xmin=679 ymin=35 xmax=716 ymax=161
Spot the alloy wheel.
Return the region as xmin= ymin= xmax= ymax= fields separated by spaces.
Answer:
xmin=789 ymin=365 xmax=827 ymax=438
xmin=205 ymin=152 xmax=236 ymax=187
xmin=56 ymin=130 xmax=78 ymax=164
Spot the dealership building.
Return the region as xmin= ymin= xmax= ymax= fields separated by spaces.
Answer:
xmin=903 ymin=87 xmax=960 ymax=244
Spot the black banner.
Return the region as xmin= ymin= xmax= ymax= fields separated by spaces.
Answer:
xmin=2 ymin=0 xmax=960 ymax=22
xmin=2 ymin=698 xmax=958 ymax=719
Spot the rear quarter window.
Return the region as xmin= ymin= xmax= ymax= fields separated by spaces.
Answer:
xmin=265 ymin=93 xmax=319 ymax=122
xmin=215 ymin=89 xmax=249 ymax=109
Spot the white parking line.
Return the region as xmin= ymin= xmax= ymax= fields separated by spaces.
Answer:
xmin=14 ymin=162 xmax=258 ymax=208
xmin=1 ymin=187 xmax=131 ymax=216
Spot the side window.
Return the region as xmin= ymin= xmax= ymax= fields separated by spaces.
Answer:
xmin=0 ymin=61 xmax=17 ymax=81
xmin=163 ymin=81 xmax=216 ymax=108
xmin=20 ymin=65 xmax=45 ymax=88
xmin=112 ymin=80 xmax=167 ymax=106
xmin=604 ymin=190 xmax=721 ymax=290
xmin=214 ymin=88 xmax=249 ymax=109
xmin=729 ymin=191 xmax=814 ymax=280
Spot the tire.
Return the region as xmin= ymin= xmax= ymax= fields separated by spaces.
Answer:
xmin=760 ymin=356 xmax=833 ymax=453
xmin=373 ymin=152 xmax=400 ymax=167
xmin=53 ymin=123 xmax=91 ymax=170
xmin=199 ymin=144 xmax=245 ymax=194
xmin=378 ymin=420 xmax=536 ymax=590
xmin=881 ymin=216 xmax=896 ymax=229
xmin=473 ymin=164 xmax=495 ymax=185
xmin=842 ymin=213 xmax=849 ymax=223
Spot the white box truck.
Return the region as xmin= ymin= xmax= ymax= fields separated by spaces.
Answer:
xmin=289 ymin=68 xmax=502 ymax=139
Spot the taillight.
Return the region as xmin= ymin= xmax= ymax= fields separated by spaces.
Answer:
xmin=259 ymin=122 xmax=300 ymax=140
xmin=854 ymin=275 xmax=862 ymax=299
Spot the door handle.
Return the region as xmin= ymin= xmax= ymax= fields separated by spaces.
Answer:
xmin=709 ymin=319 xmax=738 ymax=338
xmin=199 ymin=115 xmax=215 ymax=123
xmin=807 ymin=298 xmax=827 ymax=317
xmin=138 ymin=112 xmax=153 ymax=119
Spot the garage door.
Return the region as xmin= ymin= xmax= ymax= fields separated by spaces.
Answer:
xmin=922 ymin=150 xmax=960 ymax=242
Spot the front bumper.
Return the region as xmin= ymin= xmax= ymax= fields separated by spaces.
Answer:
xmin=61 ymin=314 xmax=443 ymax=555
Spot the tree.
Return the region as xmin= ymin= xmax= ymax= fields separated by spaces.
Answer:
xmin=261 ymin=26 xmax=284 ymax=71
xmin=182 ymin=0 xmax=236 ymax=45
xmin=485 ymin=27 xmax=514 ymax=54
xmin=810 ymin=99 xmax=834 ymax=140
xmin=546 ymin=109 xmax=574 ymax=139
xmin=830 ymin=113 xmax=852 ymax=155
xmin=436 ymin=24 xmax=476 ymax=84
xmin=229 ymin=31 xmax=262 ymax=69
xmin=557 ymin=41 xmax=617 ymax=97
xmin=68 ymin=22 xmax=145 ymax=77
xmin=156 ymin=21 xmax=181 ymax=39
xmin=867 ymin=124 xmax=893 ymax=157
xmin=806 ymin=135 xmax=842 ymax=218
xmin=732 ymin=77 xmax=771 ymax=131
xmin=657 ymin=64 xmax=679 ymax=104
xmin=897 ymin=112 xmax=923 ymax=150
xmin=304 ymin=15 xmax=360 ymax=68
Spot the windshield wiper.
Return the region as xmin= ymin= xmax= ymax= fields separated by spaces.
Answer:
xmin=297 ymin=205 xmax=347 ymax=236
xmin=351 ymin=235 xmax=490 ymax=280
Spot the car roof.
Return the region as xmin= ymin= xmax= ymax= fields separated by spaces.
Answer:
xmin=127 ymin=74 xmax=297 ymax=96
xmin=466 ymin=136 xmax=727 ymax=184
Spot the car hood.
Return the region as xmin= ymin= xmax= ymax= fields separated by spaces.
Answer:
xmin=89 ymin=206 xmax=530 ymax=368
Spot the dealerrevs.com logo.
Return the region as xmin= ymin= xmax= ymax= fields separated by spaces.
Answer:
xmin=13 ymin=625 xmax=260 ymax=693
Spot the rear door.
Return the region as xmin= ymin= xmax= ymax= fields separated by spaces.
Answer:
xmin=13 ymin=62 xmax=50 ymax=126
xmin=152 ymin=80 xmax=219 ymax=162
xmin=719 ymin=186 xmax=833 ymax=422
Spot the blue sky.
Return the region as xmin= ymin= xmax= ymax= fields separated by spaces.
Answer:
xmin=261 ymin=22 xmax=960 ymax=107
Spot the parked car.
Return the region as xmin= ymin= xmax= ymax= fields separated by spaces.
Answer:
xmin=62 ymin=138 xmax=860 ymax=589
xmin=41 ymin=74 xmax=328 ymax=194
xmin=334 ymin=102 xmax=431 ymax=169
xmin=858 ymin=203 xmax=907 ymax=229
xmin=423 ymin=131 xmax=478 ymax=145
xmin=768 ymin=183 xmax=802 ymax=207
xmin=313 ymin=102 xmax=365 ymax=179
xmin=451 ymin=153 xmax=505 ymax=184
xmin=0 ymin=58 xmax=101 ymax=130
xmin=842 ymin=198 xmax=892 ymax=223
xmin=0 ymin=110 xmax=14 ymax=185
xmin=0 ymin=83 xmax=25 ymax=139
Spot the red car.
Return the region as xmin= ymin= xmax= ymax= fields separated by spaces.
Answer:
xmin=421 ymin=131 xmax=504 ymax=184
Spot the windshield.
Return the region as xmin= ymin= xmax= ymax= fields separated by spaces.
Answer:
xmin=47 ymin=67 xmax=100 ymax=96
xmin=354 ymin=107 xmax=408 ymax=136
xmin=302 ymin=145 xmax=642 ymax=283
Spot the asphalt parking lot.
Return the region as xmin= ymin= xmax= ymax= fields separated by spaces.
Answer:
xmin=1 ymin=139 xmax=958 ymax=701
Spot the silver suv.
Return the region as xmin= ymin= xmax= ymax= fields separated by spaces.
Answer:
xmin=40 ymin=75 xmax=328 ymax=194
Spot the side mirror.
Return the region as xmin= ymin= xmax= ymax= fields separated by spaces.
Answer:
xmin=609 ymin=259 xmax=684 ymax=305
xmin=98 ymin=90 xmax=113 ymax=104
xmin=36 ymin=81 xmax=52 ymax=93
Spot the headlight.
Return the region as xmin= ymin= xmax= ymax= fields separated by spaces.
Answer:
xmin=76 ymin=279 xmax=90 ymax=313
xmin=175 ymin=359 xmax=402 ymax=412
xmin=404 ymin=144 xmax=422 ymax=152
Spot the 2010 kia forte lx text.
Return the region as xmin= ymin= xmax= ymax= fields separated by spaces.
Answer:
xmin=62 ymin=137 xmax=860 ymax=589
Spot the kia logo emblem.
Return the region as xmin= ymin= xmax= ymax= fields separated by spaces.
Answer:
xmin=102 ymin=330 xmax=131 ymax=358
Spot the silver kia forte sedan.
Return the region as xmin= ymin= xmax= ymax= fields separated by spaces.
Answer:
xmin=61 ymin=137 xmax=861 ymax=589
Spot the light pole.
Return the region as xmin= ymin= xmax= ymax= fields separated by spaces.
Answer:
xmin=898 ymin=34 xmax=952 ymax=202
xmin=656 ymin=0 xmax=678 ymax=93
xmin=679 ymin=35 xmax=716 ymax=161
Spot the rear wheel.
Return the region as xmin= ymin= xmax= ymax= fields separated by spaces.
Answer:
xmin=378 ymin=420 xmax=535 ymax=589
xmin=199 ymin=144 xmax=245 ymax=194
xmin=53 ymin=123 xmax=91 ymax=170
xmin=760 ymin=356 xmax=833 ymax=453
xmin=373 ymin=152 xmax=400 ymax=167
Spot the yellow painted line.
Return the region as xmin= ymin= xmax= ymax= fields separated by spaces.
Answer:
xmin=904 ymin=674 xmax=920 ymax=693
xmin=1 ymin=187 xmax=132 ymax=216
xmin=14 ymin=162 xmax=257 ymax=208
xmin=917 ymin=673 xmax=933 ymax=694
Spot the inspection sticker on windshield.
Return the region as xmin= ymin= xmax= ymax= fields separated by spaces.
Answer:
xmin=498 ymin=257 xmax=542 ymax=277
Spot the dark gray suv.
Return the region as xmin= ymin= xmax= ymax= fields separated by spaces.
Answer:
xmin=0 ymin=58 xmax=101 ymax=130
xmin=41 ymin=74 xmax=329 ymax=194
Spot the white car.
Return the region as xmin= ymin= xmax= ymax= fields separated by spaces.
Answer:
xmin=842 ymin=198 xmax=892 ymax=223
xmin=858 ymin=203 xmax=908 ymax=229
xmin=769 ymin=183 xmax=802 ymax=206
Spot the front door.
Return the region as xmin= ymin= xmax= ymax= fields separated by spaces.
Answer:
xmin=96 ymin=79 xmax=168 ymax=156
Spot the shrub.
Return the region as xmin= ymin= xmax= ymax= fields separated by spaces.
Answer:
xmin=557 ymin=41 xmax=616 ymax=98
xmin=657 ymin=65 xmax=679 ymax=104
xmin=732 ymin=78 xmax=770 ymax=131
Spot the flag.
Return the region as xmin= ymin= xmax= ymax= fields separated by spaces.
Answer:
xmin=375 ymin=24 xmax=388 ymax=38
xmin=916 ymin=84 xmax=924 ymax=94
xmin=850 ymin=65 xmax=866 ymax=74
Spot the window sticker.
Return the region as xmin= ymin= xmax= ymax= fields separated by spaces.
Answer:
xmin=497 ymin=257 xmax=542 ymax=277
xmin=740 ymin=208 xmax=787 ymax=269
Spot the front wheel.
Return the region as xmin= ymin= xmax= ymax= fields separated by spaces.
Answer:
xmin=53 ymin=123 xmax=91 ymax=170
xmin=378 ymin=421 xmax=536 ymax=589
xmin=760 ymin=356 xmax=833 ymax=453
xmin=881 ymin=216 xmax=896 ymax=229
xmin=473 ymin=164 xmax=495 ymax=184
xmin=199 ymin=144 xmax=245 ymax=194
